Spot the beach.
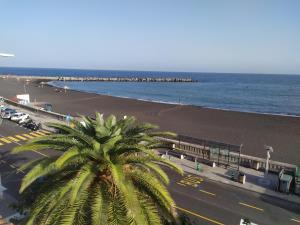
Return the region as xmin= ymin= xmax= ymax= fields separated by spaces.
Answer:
xmin=1 ymin=77 xmax=300 ymax=165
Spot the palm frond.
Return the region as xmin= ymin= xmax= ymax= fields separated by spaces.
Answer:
xmin=20 ymin=158 xmax=58 ymax=193
xmin=145 ymin=162 xmax=170 ymax=184
xmin=14 ymin=113 xmax=181 ymax=225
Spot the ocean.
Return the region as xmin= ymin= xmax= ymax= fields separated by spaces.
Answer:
xmin=1 ymin=67 xmax=300 ymax=116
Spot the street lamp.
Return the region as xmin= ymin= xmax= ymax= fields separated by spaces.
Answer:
xmin=264 ymin=145 xmax=274 ymax=176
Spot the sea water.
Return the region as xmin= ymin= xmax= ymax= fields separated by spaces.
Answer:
xmin=1 ymin=67 xmax=300 ymax=116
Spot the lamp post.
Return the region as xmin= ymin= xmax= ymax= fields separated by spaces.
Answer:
xmin=264 ymin=145 xmax=274 ymax=176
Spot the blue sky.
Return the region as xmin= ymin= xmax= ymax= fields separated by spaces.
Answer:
xmin=0 ymin=0 xmax=300 ymax=74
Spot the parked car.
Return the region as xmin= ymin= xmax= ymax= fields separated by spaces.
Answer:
xmin=11 ymin=112 xmax=29 ymax=122
xmin=0 ymin=105 xmax=8 ymax=112
xmin=1 ymin=107 xmax=15 ymax=113
xmin=1 ymin=109 xmax=17 ymax=119
xmin=19 ymin=116 xmax=32 ymax=125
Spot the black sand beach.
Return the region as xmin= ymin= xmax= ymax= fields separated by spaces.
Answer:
xmin=0 ymin=77 xmax=299 ymax=164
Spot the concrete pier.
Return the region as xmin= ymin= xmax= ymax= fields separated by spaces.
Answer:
xmin=0 ymin=75 xmax=197 ymax=83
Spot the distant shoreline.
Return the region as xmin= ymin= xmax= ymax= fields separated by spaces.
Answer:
xmin=2 ymin=74 xmax=300 ymax=118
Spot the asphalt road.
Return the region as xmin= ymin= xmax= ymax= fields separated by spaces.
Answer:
xmin=0 ymin=119 xmax=300 ymax=225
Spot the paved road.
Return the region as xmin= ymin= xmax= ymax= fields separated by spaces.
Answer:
xmin=166 ymin=168 xmax=300 ymax=225
xmin=0 ymin=119 xmax=300 ymax=225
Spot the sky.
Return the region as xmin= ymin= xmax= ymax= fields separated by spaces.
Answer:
xmin=0 ymin=0 xmax=300 ymax=74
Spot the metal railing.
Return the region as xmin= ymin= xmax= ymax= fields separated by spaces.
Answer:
xmin=158 ymin=137 xmax=296 ymax=173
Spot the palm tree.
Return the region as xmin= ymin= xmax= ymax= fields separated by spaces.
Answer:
xmin=12 ymin=113 xmax=184 ymax=225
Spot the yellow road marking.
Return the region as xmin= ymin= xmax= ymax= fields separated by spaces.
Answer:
xmin=0 ymin=142 xmax=3 ymax=145
xmin=22 ymin=134 xmax=35 ymax=139
xmin=199 ymin=189 xmax=216 ymax=196
xmin=175 ymin=206 xmax=225 ymax=225
xmin=0 ymin=138 xmax=11 ymax=143
xmin=239 ymin=202 xmax=264 ymax=212
xmin=35 ymin=131 xmax=46 ymax=136
xmin=15 ymin=135 xmax=27 ymax=141
xmin=6 ymin=136 xmax=20 ymax=142
xmin=30 ymin=132 xmax=42 ymax=137
xmin=185 ymin=177 xmax=203 ymax=182
xmin=0 ymin=133 xmax=49 ymax=158
xmin=291 ymin=218 xmax=300 ymax=223
xmin=178 ymin=175 xmax=204 ymax=187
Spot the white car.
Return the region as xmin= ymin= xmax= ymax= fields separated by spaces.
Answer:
xmin=18 ymin=116 xmax=30 ymax=124
xmin=1 ymin=109 xmax=17 ymax=119
xmin=11 ymin=112 xmax=29 ymax=122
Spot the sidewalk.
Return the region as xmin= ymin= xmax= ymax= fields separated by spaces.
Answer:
xmin=166 ymin=155 xmax=300 ymax=205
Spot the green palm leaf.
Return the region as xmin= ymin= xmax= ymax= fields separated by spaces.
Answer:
xmin=12 ymin=112 xmax=183 ymax=225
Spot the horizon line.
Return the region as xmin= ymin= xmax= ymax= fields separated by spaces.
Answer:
xmin=0 ymin=65 xmax=300 ymax=76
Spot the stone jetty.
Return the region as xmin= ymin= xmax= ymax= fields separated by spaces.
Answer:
xmin=0 ymin=75 xmax=197 ymax=83
xmin=57 ymin=76 xmax=197 ymax=82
